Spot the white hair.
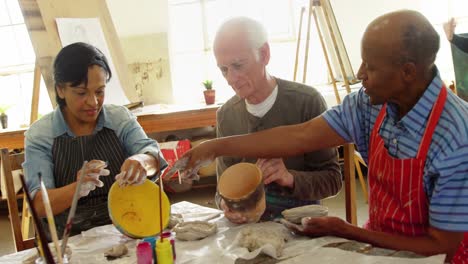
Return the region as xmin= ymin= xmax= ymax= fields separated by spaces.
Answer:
xmin=216 ymin=17 xmax=268 ymax=59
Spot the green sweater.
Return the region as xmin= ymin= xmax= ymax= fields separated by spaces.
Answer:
xmin=216 ymin=78 xmax=342 ymax=220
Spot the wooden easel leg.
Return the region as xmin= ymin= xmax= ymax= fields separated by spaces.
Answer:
xmin=344 ymin=144 xmax=357 ymax=225
xmin=302 ymin=0 xmax=314 ymax=84
xmin=293 ymin=7 xmax=305 ymax=82
xmin=319 ymin=0 xmax=352 ymax=93
xmin=20 ymin=60 xmax=41 ymax=240
xmin=354 ymin=154 xmax=368 ymax=203
xmin=21 ymin=197 xmax=32 ymax=239
xmin=30 ymin=61 xmax=41 ymax=124
xmin=312 ymin=6 xmax=341 ymax=104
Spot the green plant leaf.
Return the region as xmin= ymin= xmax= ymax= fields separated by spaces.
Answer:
xmin=0 ymin=104 xmax=12 ymax=114
xmin=202 ymin=80 xmax=213 ymax=90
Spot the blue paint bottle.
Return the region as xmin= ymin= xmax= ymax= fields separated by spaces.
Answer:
xmin=143 ymin=237 xmax=157 ymax=264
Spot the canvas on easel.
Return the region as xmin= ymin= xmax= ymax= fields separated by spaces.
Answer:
xmin=56 ymin=18 xmax=130 ymax=106
xmin=451 ymin=33 xmax=468 ymax=102
xmin=17 ymin=0 xmax=138 ymax=108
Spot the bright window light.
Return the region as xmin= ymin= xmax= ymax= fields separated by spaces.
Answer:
xmin=0 ymin=0 xmax=53 ymax=130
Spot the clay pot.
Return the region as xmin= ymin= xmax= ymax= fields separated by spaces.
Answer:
xmin=218 ymin=163 xmax=265 ymax=223
xmin=203 ymin=89 xmax=215 ymax=105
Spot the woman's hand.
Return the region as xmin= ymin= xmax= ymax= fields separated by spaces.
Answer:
xmin=76 ymin=159 xmax=110 ymax=197
xmin=115 ymin=153 xmax=158 ymax=186
xmin=176 ymin=140 xmax=218 ymax=180
xmin=116 ymin=155 xmax=148 ymax=186
xmin=282 ymin=216 xmax=345 ymax=238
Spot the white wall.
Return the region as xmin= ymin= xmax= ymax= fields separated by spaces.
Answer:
xmin=106 ymin=0 xmax=172 ymax=104
xmin=332 ymin=0 xmax=432 ymax=75
xmin=120 ymin=33 xmax=173 ymax=104
xmin=106 ymin=0 xmax=168 ymax=36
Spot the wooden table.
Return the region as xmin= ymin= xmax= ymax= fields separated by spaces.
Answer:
xmin=134 ymin=103 xmax=219 ymax=134
xmin=0 ymin=104 xmax=219 ymax=150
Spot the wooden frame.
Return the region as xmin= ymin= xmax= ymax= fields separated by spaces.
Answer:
xmin=1 ymin=148 xmax=35 ymax=252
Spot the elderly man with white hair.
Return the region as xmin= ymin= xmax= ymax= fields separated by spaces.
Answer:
xmin=213 ymin=17 xmax=342 ymax=224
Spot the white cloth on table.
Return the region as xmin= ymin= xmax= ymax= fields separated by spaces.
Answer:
xmin=0 ymin=201 xmax=446 ymax=264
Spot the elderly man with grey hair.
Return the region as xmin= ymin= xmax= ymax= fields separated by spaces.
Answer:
xmin=213 ymin=16 xmax=342 ymax=224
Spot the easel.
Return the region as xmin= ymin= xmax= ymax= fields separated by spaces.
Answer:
xmin=293 ymin=0 xmax=366 ymax=225
xmin=15 ymin=61 xmax=42 ymax=242
xmin=17 ymin=0 xmax=138 ymax=109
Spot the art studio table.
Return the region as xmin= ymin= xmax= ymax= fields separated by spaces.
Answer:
xmin=0 ymin=201 xmax=445 ymax=264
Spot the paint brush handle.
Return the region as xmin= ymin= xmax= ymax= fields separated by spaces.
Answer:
xmin=162 ymin=157 xmax=188 ymax=181
xmin=39 ymin=175 xmax=63 ymax=264
xmin=19 ymin=174 xmax=55 ymax=263
xmin=61 ymin=160 xmax=88 ymax=255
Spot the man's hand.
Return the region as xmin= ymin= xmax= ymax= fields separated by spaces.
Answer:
xmin=282 ymin=216 xmax=344 ymax=237
xmin=177 ymin=140 xmax=217 ymax=180
xmin=77 ymin=160 xmax=110 ymax=197
xmin=115 ymin=154 xmax=152 ymax=186
xmin=443 ymin=17 xmax=456 ymax=41
xmin=220 ymin=199 xmax=248 ymax=224
xmin=256 ymin=158 xmax=294 ymax=188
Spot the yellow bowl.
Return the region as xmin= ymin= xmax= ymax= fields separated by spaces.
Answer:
xmin=108 ymin=179 xmax=170 ymax=238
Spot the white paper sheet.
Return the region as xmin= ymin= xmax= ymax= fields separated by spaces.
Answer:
xmin=55 ymin=18 xmax=129 ymax=106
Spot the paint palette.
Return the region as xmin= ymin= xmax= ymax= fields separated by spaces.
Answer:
xmin=108 ymin=179 xmax=170 ymax=238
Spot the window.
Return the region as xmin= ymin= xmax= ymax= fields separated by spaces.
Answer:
xmin=168 ymin=0 xmax=320 ymax=104
xmin=0 ymin=0 xmax=52 ymax=130
xmin=168 ymin=0 xmax=468 ymax=105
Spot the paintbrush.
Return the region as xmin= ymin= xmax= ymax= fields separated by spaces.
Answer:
xmin=39 ymin=173 xmax=63 ymax=264
xmin=164 ymin=156 xmax=208 ymax=183
xmin=162 ymin=156 xmax=188 ymax=181
xmin=60 ymin=160 xmax=88 ymax=256
xmin=19 ymin=174 xmax=55 ymax=263
xmin=158 ymin=154 xmax=164 ymax=242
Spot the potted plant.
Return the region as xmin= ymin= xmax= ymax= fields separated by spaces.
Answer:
xmin=0 ymin=104 xmax=11 ymax=129
xmin=202 ymin=80 xmax=215 ymax=105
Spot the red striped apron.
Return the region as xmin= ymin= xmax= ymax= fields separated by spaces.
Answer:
xmin=365 ymin=86 xmax=467 ymax=263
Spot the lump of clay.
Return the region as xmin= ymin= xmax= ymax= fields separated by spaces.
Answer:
xmin=173 ymin=221 xmax=217 ymax=241
xmin=167 ymin=213 xmax=184 ymax=229
xmin=235 ymin=224 xmax=289 ymax=257
xmin=281 ymin=204 xmax=328 ymax=224
xmin=104 ymin=243 xmax=128 ymax=260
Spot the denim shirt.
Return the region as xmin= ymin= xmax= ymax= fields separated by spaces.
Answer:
xmin=23 ymin=104 xmax=167 ymax=198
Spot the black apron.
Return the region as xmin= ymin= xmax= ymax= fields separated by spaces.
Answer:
xmin=49 ymin=127 xmax=126 ymax=238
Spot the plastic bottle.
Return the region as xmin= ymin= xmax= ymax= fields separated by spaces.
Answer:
xmin=143 ymin=237 xmax=157 ymax=264
xmin=155 ymin=238 xmax=174 ymax=264
xmin=162 ymin=231 xmax=176 ymax=261
xmin=137 ymin=241 xmax=153 ymax=264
